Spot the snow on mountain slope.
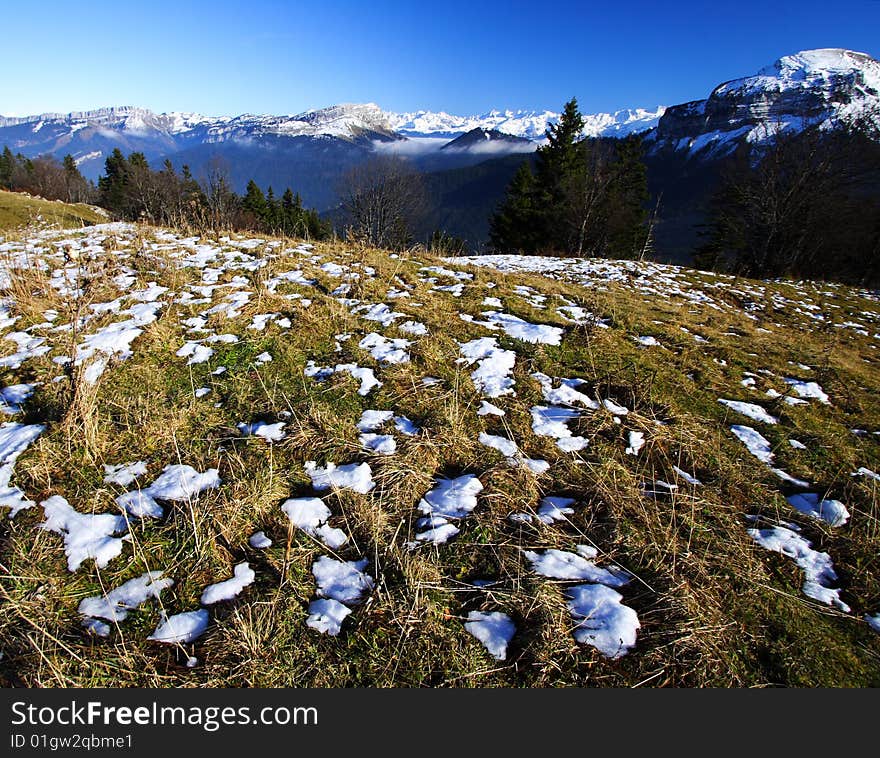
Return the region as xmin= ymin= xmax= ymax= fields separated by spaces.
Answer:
xmin=654 ymin=48 xmax=880 ymax=157
xmin=387 ymin=106 xmax=665 ymax=140
xmin=0 ymin=102 xmax=663 ymax=149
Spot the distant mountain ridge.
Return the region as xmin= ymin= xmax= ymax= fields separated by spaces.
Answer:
xmin=0 ymin=102 xmax=664 ymax=179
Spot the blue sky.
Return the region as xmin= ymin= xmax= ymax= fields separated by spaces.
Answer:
xmin=4 ymin=0 xmax=880 ymax=117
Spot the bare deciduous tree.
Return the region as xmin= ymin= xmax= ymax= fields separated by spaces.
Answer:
xmin=340 ymin=156 xmax=425 ymax=250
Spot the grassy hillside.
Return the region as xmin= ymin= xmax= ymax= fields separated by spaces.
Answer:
xmin=0 ymin=189 xmax=107 ymax=230
xmin=0 ymin=221 xmax=878 ymax=687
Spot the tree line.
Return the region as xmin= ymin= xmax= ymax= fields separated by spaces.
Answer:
xmin=696 ymin=117 xmax=880 ymax=286
xmin=0 ymin=147 xmax=92 ymax=204
xmin=1 ymin=146 xmax=331 ymax=239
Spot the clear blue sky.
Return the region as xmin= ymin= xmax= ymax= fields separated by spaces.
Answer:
xmin=4 ymin=0 xmax=880 ymax=117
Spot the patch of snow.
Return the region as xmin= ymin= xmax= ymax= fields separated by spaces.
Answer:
xmin=730 ymin=425 xmax=774 ymax=463
xmin=783 ymin=378 xmax=830 ymax=404
xmin=312 ymin=556 xmax=374 ymax=605
xmin=249 ymin=531 xmax=272 ymax=548
xmin=237 ymin=421 xmax=286 ymax=442
xmin=40 ymin=495 xmax=128 ymax=571
xmin=200 ymin=562 xmax=255 ymax=605
xmin=304 ymin=461 xmax=375 ymax=494
xmin=458 ymin=338 xmax=516 ymax=398
xmin=103 ymin=461 xmax=148 ymax=487
xmin=748 ymin=523 xmax=849 ymax=611
xmin=144 ymin=464 xmax=220 ymax=501
xmin=625 ymin=430 xmax=645 ymax=456
xmin=148 ymin=609 xmax=210 ymax=644
xmin=306 ymin=598 xmax=351 ymax=636
xmin=530 ymin=406 xmax=588 ymax=452
xmin=79 ymin=571 xmax=172 ymax=627
xmin=464 ymin=610 xmax=516 ymax=661
xmin=786 ymin=493 xmax=849 ymax=527
xmin=284 ymin=496 xmax=348 ymax=548
xmin=524 ymin=548 xmax=630 ymax=586
xmin=566 ymin=583 xmax=640 ymax=658
xmin=718 ymin=399 xmax=779 ymax=425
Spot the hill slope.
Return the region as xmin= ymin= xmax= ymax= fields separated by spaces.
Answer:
xmin=0 ymin=190 xmax=107 ymax=230
xmin=0 ymin=221 xmax=878 ymax=686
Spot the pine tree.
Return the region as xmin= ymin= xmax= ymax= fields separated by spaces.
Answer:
xmin=97 ymin=148 xmax=129 ymax=218
xmin=265 ymin=186 xmax=278 ymax=232
xmin=489 ymin=162 xmax=543 ymax=252
xmin=603 ymin=135 xmax=649 ymax=258
xmin=281 ymin=187 xmax=303 ymax=236
xmin=537 ymin=97 xmax=586 ymax=184
xmin=0 ymin=146 xmax=14 ymax=189
xmin=242 ymin=179 xmax=267 ymax=226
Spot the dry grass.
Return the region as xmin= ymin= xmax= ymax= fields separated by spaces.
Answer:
xmin=0 ymin=219 xmax=878 ymax=687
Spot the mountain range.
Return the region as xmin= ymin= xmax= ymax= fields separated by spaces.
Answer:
xmin=2 ymin=48 xmax=879 ymax=258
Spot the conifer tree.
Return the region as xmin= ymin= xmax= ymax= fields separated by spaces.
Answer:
xmin=265 ymin=186 xmax=279 ymax=232
xmin=489 ymin=162 xmax=543 ymax=252
xmin=97 ymin=148 xmax=129 ymax=217
xmin=242 ymin=179 xmax=267 ymax=224
xmin=0 ymin=146 xmax=15 ymax=189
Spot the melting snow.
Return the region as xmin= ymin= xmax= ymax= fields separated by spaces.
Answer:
xmin=281 ymin=496 xmax=348 ymax=549
xmin=40 ymin=495 xmax=129 ymax=571
xmin=0 ymin=384 xmax=35 ymax=414
xmin=748 ymin=523 xmax=850 ymax=611
xmin=464 ymin=611 xmax=516 ymax=661
xmin=237 ymin=421 xmax=286 ymax=442
xmin=115 ymin=490 xmax=163 ymax=519
xmin=479 ymin=311 xmax=563 ymax=345
xmin=412 ymin=474 xmax=483 ymax=545
xmin=566 ymin=584 xmax=640 ymax=658
xmin=477 ymin=401 xmax=505 ymax=416
xmin=79 ymin=571 xmax=173 ymax=632
xmin=625 ymin=431 xmax=645 ymax=456
xmin=0 ymin=422 xmax=45 ymax=516
xmin=312 ymin=556 xmax=374 ymax=605
xmin=249 ymin=531 xmax=272 ymax=548
xmin=304 ymin=461 xmax=375 ymax=494
xmin=200 ymin=562 xmax=255 ymax=604
xmin=786 ymin=493 xmax=850 ymax=527
xmin=148 ymin=609 xmax=210 ymax=644
xmin=530 ymin=406 xmax=588 ymax=452
xmin=458 ymin=338 xmax=516 ymax=398
xmin=103 ymin=461 xmax=148 ymax=487
xmin=145 ymin=465 xmax=221 ymax=501
xmin=306 ymin=598 xmax=352 ymax=636
xmin=524 ymin=548 xmax=630 ymax=586
xmin=359 ymin=332 xmax=411 ymax=364
xmin=783 ymin=378 xmax=830 ymax=404
xmin=730 ymin=425 xmax=774 ymax=463
xmin=718 ymin=399 xmax=779 ymax=425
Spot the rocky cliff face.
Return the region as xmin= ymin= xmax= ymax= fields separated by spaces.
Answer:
xmin=653 ymin=49 xmax=880 ymax=156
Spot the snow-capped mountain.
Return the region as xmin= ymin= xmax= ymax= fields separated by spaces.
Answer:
xmin=440 ymin=127 xmax=536 ymax=154
xmin=0 ymin=101 xmax=664 ymax=176
xmin=653 ymin=48 xmax=880 ymax=157
xmin=387 ymin=107 xmax=665 ymax=140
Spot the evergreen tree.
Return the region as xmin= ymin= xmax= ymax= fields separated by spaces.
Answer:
xmin=603 ymin=135 xmax=649 ymax=258
xmin=0 ymin=146 xmax=14 ymax=189
xmin=489 ymin=162 xmax=543 ymax=252
xmin=97 ymin=148 xmax=129 ymax=218
xmin=242 ymin=179 xmax=267 ymax=225
xmin=537 ymin=97 xmax=586 ymax=185
xmin=489 ymin=97 xmax=649 ymax=258
xmin=265 ymin=186 xmax=279 ymax=232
